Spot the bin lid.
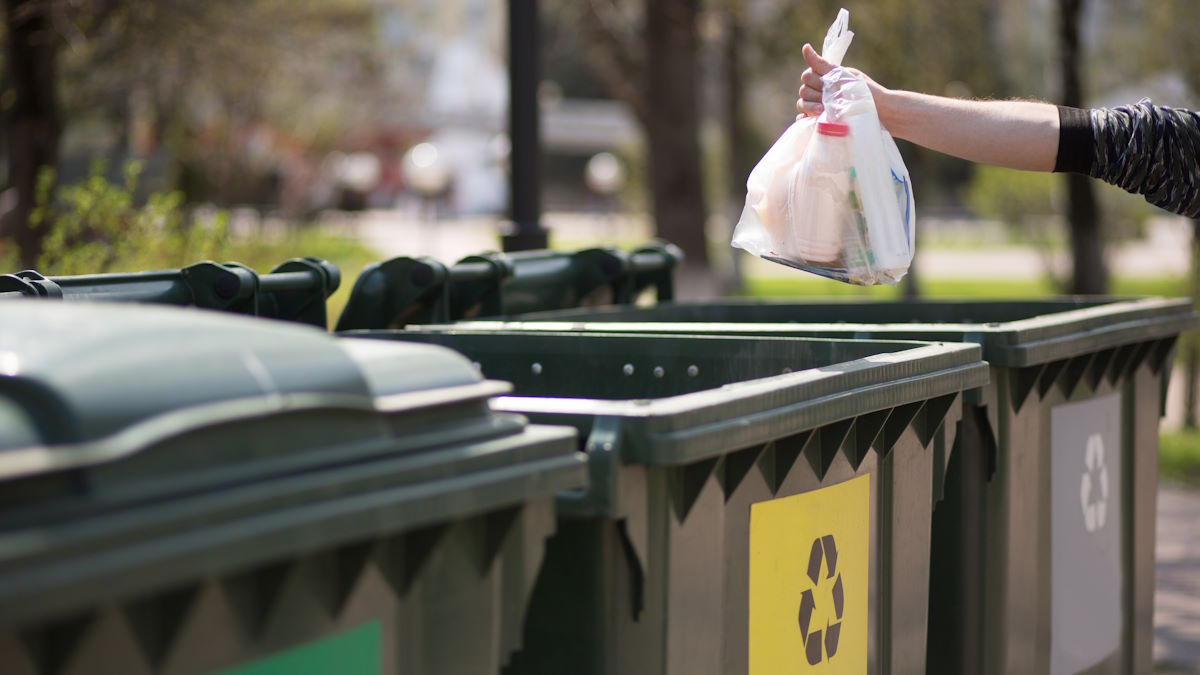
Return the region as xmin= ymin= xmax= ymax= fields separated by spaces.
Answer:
xmin=0 ymin=301 xmax=486 ymax=453
xmin=0 ymin=302 xmax=584 ymax=626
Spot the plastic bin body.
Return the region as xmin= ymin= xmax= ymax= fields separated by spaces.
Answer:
xmin=350 ymin=328 xmax=989 ymax=675
xmin=0 ymin=302 xmax=585 ymax=675
xmin=457 ymin=297 xmax=1197 ymax=675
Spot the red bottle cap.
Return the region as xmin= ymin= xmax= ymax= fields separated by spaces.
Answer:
xmin=817 ymin=121 xmax=849 ymax=137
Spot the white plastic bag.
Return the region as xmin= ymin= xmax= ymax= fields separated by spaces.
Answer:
xmin=731 ymin=9 xmax=915 ymax=285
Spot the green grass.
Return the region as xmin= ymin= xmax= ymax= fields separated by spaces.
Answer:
xmin=215 ymin=229 xmax=380 ymax=329
xmin=1160 ymin=429 xmax=1200 ymax=487
xmin=743 ymin=275 xmax=1188 ymax=300
xmin=3 ymin=228 xmax=379 ymax=329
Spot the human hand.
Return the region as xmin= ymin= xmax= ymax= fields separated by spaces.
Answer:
xmin=796 ymin=43 xmax=888 ymax=120
xmin=796 ymin=44 xmax=834 ymax=117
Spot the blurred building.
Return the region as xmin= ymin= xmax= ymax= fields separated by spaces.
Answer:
xmin=376 ymin=1 xmax=640 ymax=215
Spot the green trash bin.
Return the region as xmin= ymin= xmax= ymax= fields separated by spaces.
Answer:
xmin=0 ymin=302 xmax=585 ymax=675
xmin=346 ymin=327 xmax=989 ymax=675
xmin=450 ymin=297 xmax=1199 ymax=675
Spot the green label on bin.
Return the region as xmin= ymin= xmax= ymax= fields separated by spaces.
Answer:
xmin=209 ymin=622 xmax=380 ymax=675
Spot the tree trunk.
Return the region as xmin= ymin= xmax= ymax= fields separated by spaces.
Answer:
xmin=1186 ymin=218 xmax=1200 ymax=429
xmin=3 ymin=0 xmax=61 ymax=269
xmin=724 ymin=0 xmax=750 ymax=293
xmin=725 ymin=1 xmax=753 ymax=204
xmin=646 ymin=0 xmax=709 ymax=269
xmin=1058 ymin=0 xmax=1106 ymax=294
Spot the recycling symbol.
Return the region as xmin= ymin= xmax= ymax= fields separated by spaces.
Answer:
xmin=1080 ymin=433 xmax=1108 ymax=533
xmin=797 ymin=534 xmax=843 ymax=666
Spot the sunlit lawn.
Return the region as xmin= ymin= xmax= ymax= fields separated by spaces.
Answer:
xmin=1161 ymin=429 xmax=1200 ymax=487
xmin=217 ymin=229 xmax=380 ymax=329
xmin=742 ymin=275 xmax=1189 ymax=300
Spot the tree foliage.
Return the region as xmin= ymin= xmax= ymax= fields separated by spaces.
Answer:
xmin=1 ymin=0 xmax=384 ymax=265
xmin=32 ymin=160 xmax=227 ymax=275
xmin=56 ymin=0 xmax=385 ymax=198
xmin=1144 ymin=0 xmax=1200 ymax=95
xmin=756 ymin=0 xmax=1004 ymax=98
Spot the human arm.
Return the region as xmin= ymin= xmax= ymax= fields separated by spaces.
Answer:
xmin=796 ymin=44 xmax=1059 ymax=172
xmin=797 ymin=44 xmax=1200 ymax=217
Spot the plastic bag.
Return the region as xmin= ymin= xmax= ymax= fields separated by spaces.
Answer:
xmin=731 ymin=9 xmax=915 ymax=285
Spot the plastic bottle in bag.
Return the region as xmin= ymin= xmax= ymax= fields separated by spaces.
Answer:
xmin=781 ymin=120 xmax=856 ymax=266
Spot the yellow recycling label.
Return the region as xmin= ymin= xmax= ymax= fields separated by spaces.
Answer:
xmin=749 ymin=473 xmax=869 ymax=674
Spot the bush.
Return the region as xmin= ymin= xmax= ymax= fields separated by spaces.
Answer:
xmin=964 ymin=164 xmax=1061 ymax=243
xmin=5 ymin=161 xmax=380 ymax=327
xmin=32 ymin=160 xmax=229 ymax=275
xmin=1160 ymin=428 xmax=1200 ymax=486
xmin=964 ymin=164 xmax=1154 ymax=245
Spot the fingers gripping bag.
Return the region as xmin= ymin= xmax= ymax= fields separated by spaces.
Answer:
xmin=731 ymin=9 xmax=916 ymax=285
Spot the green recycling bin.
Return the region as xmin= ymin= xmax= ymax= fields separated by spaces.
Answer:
xmin=452 ymin=297 xmax=1199 ymax=675
xmin=0 ymin=302 xmax=585 ymax=675
xmin=346 ymin=327 xmax=989 ymax=675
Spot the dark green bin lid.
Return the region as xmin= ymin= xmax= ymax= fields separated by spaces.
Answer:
xmin=0 ymin=302 xmax=583 ymax=625
xmin=0 ymin=302 xmax=488 ymax=453
xmin=449 ymin=297 xmax=1199 ymax=367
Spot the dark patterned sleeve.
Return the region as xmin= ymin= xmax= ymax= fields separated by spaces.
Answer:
xmin=1054 ymin=102 xmax=1200 ymax=218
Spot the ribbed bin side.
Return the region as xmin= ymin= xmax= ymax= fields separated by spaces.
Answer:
xmin=0 ymin=498 xmax=559 ymax=675
xmin=504 ymin=392 xmax=962 ymax=675
xmin=928 ymin=334 xmax=1176 ymax=675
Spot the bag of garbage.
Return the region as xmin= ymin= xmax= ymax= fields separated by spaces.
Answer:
xmin=731 ymin=8 xmax=915 ymax=285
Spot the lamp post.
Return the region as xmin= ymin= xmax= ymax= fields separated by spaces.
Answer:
xmin=503 ymin=0 xmax=549 ymax=251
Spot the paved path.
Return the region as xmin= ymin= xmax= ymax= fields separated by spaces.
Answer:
xmin=1156 ymin=485 xmax=1200 ymax=672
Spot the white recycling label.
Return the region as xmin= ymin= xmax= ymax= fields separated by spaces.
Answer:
xmin=1080 ymin=432 xmax=1109 ymax=533
xmin=1051 ymin=393 xmax=1122 ymax=675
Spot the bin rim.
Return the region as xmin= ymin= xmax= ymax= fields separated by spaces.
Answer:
xmin=352 ymin=329 xmax=990 ymax=466
xmin=508 ymin=343 xmax=985 ymax=465
xmin=436 ymin=296 xmax=1197 ymax=367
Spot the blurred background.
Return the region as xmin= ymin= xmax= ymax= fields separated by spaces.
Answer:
xmin=3 ymin=4 xmax=1200 ymax=386
xmin=2 ymin=0 xmax=1199 ymax=291
xmin=2 ymin=4 xmax=1200 ymax=418
xmin=7 ymin=1 xmax=1199 ymax=418
xmin=2 ymin=0 xmax=1200 ymax=666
